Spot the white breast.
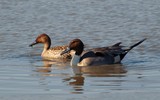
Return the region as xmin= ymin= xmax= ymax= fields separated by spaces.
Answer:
xmin=71 ymin=54 xmax=81 ymax=67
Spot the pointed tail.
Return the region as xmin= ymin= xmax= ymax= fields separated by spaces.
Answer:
xmin=120 ymin=38 xmax=146 ymax=60
xmin=128 ymin=38 xmax=146 ymax=51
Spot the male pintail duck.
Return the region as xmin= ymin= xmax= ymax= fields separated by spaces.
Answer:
xmin=29 ymin=33 xmax=71 ymax=59
xmin=61 ymin=38 xmax=146 ymax=66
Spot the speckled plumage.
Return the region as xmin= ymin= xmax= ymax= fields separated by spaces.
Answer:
xmin=41 ymin=45 xmax=71 ymax=59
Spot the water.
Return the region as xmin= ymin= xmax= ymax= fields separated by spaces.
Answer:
xmin=0 ymin=0 xmax=160 ymax=99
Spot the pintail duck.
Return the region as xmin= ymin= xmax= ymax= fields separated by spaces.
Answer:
xmin=29 ymin=33 xmax=71 ymax=59
xmin=61 ymin=38 xmax=146 ymax=66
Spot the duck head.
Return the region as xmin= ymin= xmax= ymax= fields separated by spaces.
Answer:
xmin=61 ymin=39 xmax=84 ymax=56
xmin=29 ymin=33 xmax=51 ymax=49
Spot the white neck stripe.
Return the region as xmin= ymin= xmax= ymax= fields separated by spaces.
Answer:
xmin=71 ymin=54 xmax=80 ymax=66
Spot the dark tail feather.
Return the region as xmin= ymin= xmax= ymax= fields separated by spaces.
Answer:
xmin=129 ymin=38 xmax=146 ymax=51
xmin=120 ymin=38 xmax=146 ymax=60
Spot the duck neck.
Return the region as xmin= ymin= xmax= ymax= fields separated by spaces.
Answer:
xmin=42 ymin=42 xmax=51 ymax=55
xmin=71 ymin=47 xmax=83 ymax=66
xmin=71 ymin=53 xmax=81 ymax=67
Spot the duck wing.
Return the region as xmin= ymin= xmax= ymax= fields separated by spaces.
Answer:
xmin=93 ymin=38 xmax=147 ymax=61
xmin=79 ymin=46 xmax=122 ymax=65
xmin=93 ymin=38 xmax=146 ymax=58
xmin=91 ymin=43 xmax=125 ymax=57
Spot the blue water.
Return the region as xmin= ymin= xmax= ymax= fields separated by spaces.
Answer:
xmin=0 ymin=0 xmax=160 ymax=99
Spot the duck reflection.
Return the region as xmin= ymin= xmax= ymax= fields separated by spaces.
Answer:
xmin=63 ymin=64 xmax=126 ymax=85
xmin=72 ymin=64 xmax=127 ymax=77
xmin=63 ymin=74 xmax=84 ymax=94
xmin=35 ymin=59 xmax=70 ymax=73
xmin=63 ymin=64 xmax=126 ymax=94
xmin=63 ymin=75 xmax=84 ymax=86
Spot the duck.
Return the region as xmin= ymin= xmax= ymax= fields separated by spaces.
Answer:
xmin=61 ymin=38 xmax=146 ymax=66
xmin=29 ymin=33 xmax=71 ymax=59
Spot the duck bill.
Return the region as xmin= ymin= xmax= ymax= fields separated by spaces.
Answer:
xmin=29 ymin=41 xmax=38 ymax=47
xmin=61 ymin=47 xmax=70 ymax=55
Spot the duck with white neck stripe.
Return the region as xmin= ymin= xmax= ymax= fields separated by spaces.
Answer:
xmin=61 ymin=38 xmax=146 ymax=66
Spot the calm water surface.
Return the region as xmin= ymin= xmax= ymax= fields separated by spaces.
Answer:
xmin=0 ymin=0 xmax=160 ymax=99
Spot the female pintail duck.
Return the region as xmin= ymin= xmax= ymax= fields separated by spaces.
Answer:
xmin=61 ymin=38 xmax=146 ymax=66
xmin=29 ymin=33 xmax=71 ymax=59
